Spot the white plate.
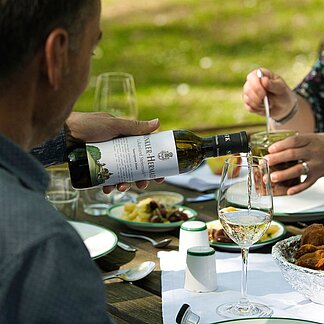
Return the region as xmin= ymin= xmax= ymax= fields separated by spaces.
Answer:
xmin=224 ymin=178 xmax=324 ymax=222
xmin=107 ymin=203 xmax=197 ymax=232
xmin=68 ymin=221 xmax=117 ymax=259
xmin=207 ymin=219 xmax=286 ymax=251
xmin=217 ymin=318 xmax=321 ymax=324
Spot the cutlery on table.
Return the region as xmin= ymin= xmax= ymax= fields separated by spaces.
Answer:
xmin=120 ymin=232 xmax=172 ymax=248
xmin=102 ymin=261 xmax=155 ymax=282
xmin=286 ymin=225 xmax=305 ymax=235
xmin=117 ymin=241 xmax=137 ymax=252
xmin=257 ymin=68 xmax=271 ymax=133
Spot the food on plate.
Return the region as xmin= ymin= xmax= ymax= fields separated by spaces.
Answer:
xmin=300 ymin=223 xmax=324 ymax=246
xmin=294 ymin=223 xmax=324 ymax=270
xmin=122 ymin=198 xmax=189 ymax=223
xmin=137 ymin=191 xmax=184 ymax=206
xmin=295 ymin=250 xmax=324 ymax=270
xmin=259 ymin=224 xmax=280 ymax=242
xmin=294 ymin=244 xmax=324 ymax=259
xmin=208 ymin=227 xmax=233 ymax=243
xmin=207 ymin=219 xmax=280 ymax=244
xmin=206 ymin=154 xmax=241 ymax=177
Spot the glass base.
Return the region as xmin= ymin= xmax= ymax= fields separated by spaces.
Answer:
xmin=216 ymin=301 xmax=273 ymax=318
xmin=83 ymin=203 xmax=110 ymax=216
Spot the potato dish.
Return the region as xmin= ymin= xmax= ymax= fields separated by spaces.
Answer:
xmin=122 ymin=198 xmax=189 ymax=224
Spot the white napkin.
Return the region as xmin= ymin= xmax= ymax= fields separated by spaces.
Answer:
xmin=158 ymin=251 xmax=324 ymax=324
xmin=84 ymin=232 xmax=109 ymax=258
xmin=165 ymin=163 xmax=221 ymax=192
xmin=273 ymin=177 xmax=324 ymax=213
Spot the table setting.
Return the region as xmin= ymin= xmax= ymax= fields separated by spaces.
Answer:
xmin=45 ymin=148 xmax=324 ymax=323
xmin=159 ymin=250 xmax=324 ymax=324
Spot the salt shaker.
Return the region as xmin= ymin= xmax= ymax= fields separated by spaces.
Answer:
xmin=179 ymin=220 xmax=209 ymax=257
xmin=184 ymin=246 xmax=217 ymax=293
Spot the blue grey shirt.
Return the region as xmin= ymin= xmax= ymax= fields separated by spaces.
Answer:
xmin=0 ymin=133 xmax=112 ymax=323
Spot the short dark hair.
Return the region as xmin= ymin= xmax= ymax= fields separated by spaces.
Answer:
xmin=0 ymin=0 xmax=94 ymax=81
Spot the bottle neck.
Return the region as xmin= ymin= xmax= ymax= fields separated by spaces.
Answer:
xmin=205 ymin=132 xmax=249 ymax=158
xmin=202 ymin=137 xmax=217 ymax=158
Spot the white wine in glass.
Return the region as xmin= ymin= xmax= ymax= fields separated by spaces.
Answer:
xmin=93 ymin=72 xmax=138 ymax=120
xmin=216 ymin=154 xmax=273 ymax=318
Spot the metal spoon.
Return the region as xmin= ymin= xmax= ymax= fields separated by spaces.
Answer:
xmin=102 ymin=261 xmax=155 ymax=282
xmin=257 ymin=68 xmax=271 ymax=133
xmin=120 ymin=232 xmax=172 ymax=248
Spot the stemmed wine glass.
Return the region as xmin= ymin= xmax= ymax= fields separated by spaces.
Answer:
xmin=216 ymin=154 xmax=273 ymax=318
xmin=82 ymin=72 xmax=138 ymax=216
xmin=93 ymin=72 xmax=138 ymax=120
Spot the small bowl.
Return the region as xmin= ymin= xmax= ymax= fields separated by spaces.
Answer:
xmin=136 ymin=191 xmax=184 ymax=206
xmin=272 ymin=235 xmax=324 ymax=305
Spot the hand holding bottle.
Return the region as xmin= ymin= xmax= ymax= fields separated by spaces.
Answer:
xmin=65 ymin=112 xmax=162 ymax=193
xmin=243 ymin=68 xmax=297 ymax=121
xmin=67 ymin=129 xmax=249 ymax=189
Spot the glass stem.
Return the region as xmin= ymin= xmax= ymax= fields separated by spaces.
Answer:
xmin=238 ymin=247 xmax=250 ymax=312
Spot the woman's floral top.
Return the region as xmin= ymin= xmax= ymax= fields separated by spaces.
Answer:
xmin=295 ymin=50 xmax=324 ymax=132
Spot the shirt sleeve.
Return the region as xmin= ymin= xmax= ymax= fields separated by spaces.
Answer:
xmin=295 ymin=51 xmax=324 ymax=132
xmin=0 ymin=230 xmax=113 ymax=324
xmin=30 ymin=129 xmax=67 ymax=167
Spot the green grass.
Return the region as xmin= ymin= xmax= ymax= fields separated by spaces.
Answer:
xmin=75 ymin=0 xmax=324 ymax=133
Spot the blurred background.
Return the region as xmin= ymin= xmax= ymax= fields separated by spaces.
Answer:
xmin=75 ymin=0 xmax=324 ymax=134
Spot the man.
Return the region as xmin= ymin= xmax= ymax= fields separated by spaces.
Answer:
xmin=0 ymin=1 xmax=159 ymax=323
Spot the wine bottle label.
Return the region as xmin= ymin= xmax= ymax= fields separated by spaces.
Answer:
xmin=86 ymin=130 xmax=179 ymax=186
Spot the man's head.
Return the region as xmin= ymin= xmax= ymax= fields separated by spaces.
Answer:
xmin=0 ymin=0 xmax=102 ymax=148
xmin=0 ymin=0 xmax=95 ymax=82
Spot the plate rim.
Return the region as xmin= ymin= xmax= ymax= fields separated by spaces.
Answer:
xmin=106 ymin=202 xmax=197 ymax=228
xmin=68 ymin=220 xmax=118 ymax=259
xmin=216 ymin=317 xmax=322 ymax=324
xmin=207 ymin=219 xmax=286 ymax=250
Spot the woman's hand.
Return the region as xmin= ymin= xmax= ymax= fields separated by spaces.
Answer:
xmin=243 ymin=68 xmax=297 ymax=121
xmin=265 ymin=133 xmax=324 ymax=195
xmin=65 ymin=112 xmax=164 ymax=193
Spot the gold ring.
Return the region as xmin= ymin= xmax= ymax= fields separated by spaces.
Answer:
xmin=301 ymin=161 xmax=309 ymax=175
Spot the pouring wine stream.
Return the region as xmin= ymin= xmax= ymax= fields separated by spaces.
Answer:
xmin=257 ymin=68 xmax=271 ymax=134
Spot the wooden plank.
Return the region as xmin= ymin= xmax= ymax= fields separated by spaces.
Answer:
xmin=105 ymin=282 xmax=162 ymax=324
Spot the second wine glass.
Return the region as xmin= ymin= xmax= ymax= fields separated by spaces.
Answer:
xmin=84 ymin=72 xmax=139 ymax=215
xmin=94 ymin=72 xmax=138 ymax=120
xmin=216 ymin=154 xmax=273 ymax=318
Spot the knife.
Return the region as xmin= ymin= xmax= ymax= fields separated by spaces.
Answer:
xmin=117 ymin=241 xmax=137 ymax=252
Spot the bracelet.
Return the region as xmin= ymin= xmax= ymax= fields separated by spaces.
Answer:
xmin=271 ymin=101 xmax=298 ymax=125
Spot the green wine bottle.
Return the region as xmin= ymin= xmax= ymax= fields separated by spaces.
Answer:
xmin=67 ymin=130 xmax=249 ymax=189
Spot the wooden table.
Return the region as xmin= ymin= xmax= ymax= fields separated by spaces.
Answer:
xmin=75 ymin=181 xmax=323 ymax=324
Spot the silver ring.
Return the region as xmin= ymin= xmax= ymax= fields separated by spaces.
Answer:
xmin=301 ymin=161 xmax=310 ymax=175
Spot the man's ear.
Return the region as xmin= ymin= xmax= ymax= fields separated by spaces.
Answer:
xmin=43 ymin=28 xmax=69 ymax=90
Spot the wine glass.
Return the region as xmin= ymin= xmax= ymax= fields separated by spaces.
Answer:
xmin=216 ymin=154 xmax=273 ymax=318
xmin=93 ymin=72 xmax=138 ymax=120
xmin=84 ymin=72 xmax=138 ymax=215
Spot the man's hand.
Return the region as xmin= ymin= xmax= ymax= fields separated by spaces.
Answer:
xmin=65 ymin=112 xmax=164 ymax=193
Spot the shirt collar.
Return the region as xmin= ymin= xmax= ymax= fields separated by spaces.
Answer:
xmin=0 ymin=133 xmax=49 ymax=193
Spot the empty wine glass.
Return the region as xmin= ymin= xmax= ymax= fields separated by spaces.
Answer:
xmin=88 ymin=72 xmax=138 ymax=214
xmin=216 ymin=154 xmax=273 ymax=318
xmin=94 ymin=72 xmax=138 ymax=120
